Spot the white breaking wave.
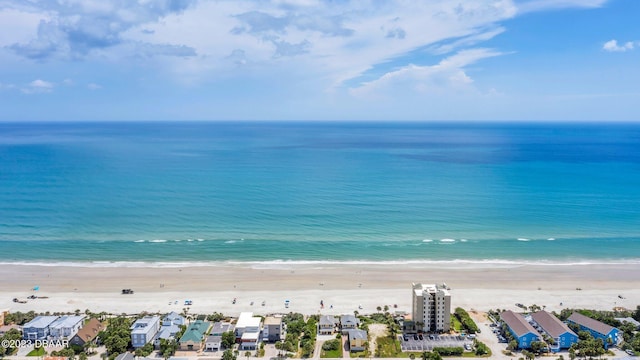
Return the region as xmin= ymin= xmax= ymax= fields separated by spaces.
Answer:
xmin=150 ymin=239 xmax=168 ymax=243
xmin=422 ymin=239 xmax=434 ymax=243
xmin=440 ymin=238 xmax=456 ymax=243
xmin=3 ymin=258 xmax=640 ymax=269
xmin=547 ymin=238 xmax=556 ymax=241
xmin=517 ymin=238 xmax=530 ymax=242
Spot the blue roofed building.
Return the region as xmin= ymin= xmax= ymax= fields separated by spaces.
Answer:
xmin=131 ymin=316 xmax=161 ymax=348
xmin=49 ymin=315 xmax=85 ymax=340
xmin=567 ymin=312 xmax=620 ymax=349
xmin=501 ymin=310 xmax=542 ymax=349
xmin=22 ymin=316 xmax=59 ymax=340
xmin=154 ymin=312 xmax=185 ymax=348
xmin=530 ymin=311 xmax=578 ymax=351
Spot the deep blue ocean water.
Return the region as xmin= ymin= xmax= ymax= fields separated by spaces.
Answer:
xmin=1 ymin=121 xmax=639 ymax=265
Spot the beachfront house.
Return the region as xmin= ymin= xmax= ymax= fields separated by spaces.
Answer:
xmin=154 ymin=312 xmax=185 ymax=348
xmin=49 ymin=315 xmax=85 ymax=340
xmin=69 ymin=318 xmax=105 ymax=347
xmin=205 ymin=322 xmax=233 ymax=351
xmin=163 ymin=312 xmax=185 ymax=327
xmin=530 ymin=311 xmax=578 ymax=351
xmin=22 ymin=316 xmax=59 ymax=340
xmin=179 ymin=320 xmax=211 ymax=351
xmin=347 ymin=329 xmax=368 ymax=352
xmin=262 ymin=316 xmax=283 ymax=342
xmin=615 ymin=317 xmax=640 ymax=330
xmin=340 ymin=315 xmax=359 ymax=333
xmin=567 ymin=312 xmax=620 ymax=349
xmin=235 ymin=312 xmax=262 ymax=350
xmin=131 ymin=316 xmax=161 ymax=348
xmin=318 ymin=315 xmax=338 ymax=335
xmin=501 ymin=311 xmax=542 ymax=349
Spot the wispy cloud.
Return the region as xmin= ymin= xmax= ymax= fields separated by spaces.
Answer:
xmin=516 ymin=0 xmax=609 ymax=14
xmin=603 ymin=39 xmax=636 ymax=52
xmin=0 ymin=0 xmax=619 ymax=101
xmin=0 ymin=82 xmax=16 ymax=90
xmin=22 ymin=79 xmax=54 ymax=94
xmin=350 ymin=48 xmax=504 ymax=98
xmin=4 ymin=0 xmax=198 ymax=60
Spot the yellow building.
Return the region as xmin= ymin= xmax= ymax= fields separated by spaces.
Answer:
xmin=348 ymin=329 xmax=367 ymax=352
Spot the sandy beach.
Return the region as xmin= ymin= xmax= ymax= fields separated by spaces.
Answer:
xmin=2 ymin=262 xmax=639 ymax=316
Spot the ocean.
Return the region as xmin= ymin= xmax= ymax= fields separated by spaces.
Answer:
xmin=1 ymin=121 xmax=639 ymax=265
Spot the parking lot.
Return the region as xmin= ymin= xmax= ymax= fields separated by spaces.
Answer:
xmin=400 ymin=334 xmax=474 ymax=352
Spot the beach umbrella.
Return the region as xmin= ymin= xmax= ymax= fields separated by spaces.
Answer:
xmin=33 ymin=286 xmax=39 ymax=291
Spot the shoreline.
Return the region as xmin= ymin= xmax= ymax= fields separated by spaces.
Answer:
xmin=1 ymin=262 xmax=639 ymax=316
xmin=2 ymin=258 xmax=640 ymax=268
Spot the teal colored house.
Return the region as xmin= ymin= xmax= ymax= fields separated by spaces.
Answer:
xmin=501 ymin=310 xmax=541 ymax=349
xmin=179 ymin=320 xmax=211 ymax=351
xmin=567 ymin=312 xmax=619 ymax=349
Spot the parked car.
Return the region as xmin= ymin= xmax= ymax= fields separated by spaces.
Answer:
xmin=413 ymin=334 xmax=419 ymax=340
xmin=403 ymin=335 xmax=409 ymax=341
xmin=626 ymin=349 xmax=635 ymax=356
xmin=418 ymin=334 xmax=423 ymax=340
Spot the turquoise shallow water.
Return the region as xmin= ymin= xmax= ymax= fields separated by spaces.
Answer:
xmin=1 ymin=121 xmax=639 ymax=264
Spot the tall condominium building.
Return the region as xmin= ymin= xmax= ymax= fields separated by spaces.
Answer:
xmin=412 ymin=283 xmax=451 ymax=333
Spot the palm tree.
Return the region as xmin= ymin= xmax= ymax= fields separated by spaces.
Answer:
xmin=388 ymin=324 xmax=398 ymax=340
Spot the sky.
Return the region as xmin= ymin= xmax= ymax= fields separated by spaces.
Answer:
xmin=0 ymin=0 xmax=638 ymax=121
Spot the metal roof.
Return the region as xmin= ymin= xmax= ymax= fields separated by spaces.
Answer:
xmin=531 ymin=311 xmax=576 ymax=338
xmin=568 ymin=312 xmax=616 ymax=336
xmin=50 ymin=316 xmax=85 ymax=329
xmin=23 ymin=316 xmax=59 ymax=329
xmin=501 ymin=310 xmax=540 ymax=338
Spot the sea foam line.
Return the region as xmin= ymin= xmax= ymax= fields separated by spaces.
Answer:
xmin=2 ymin=258 xmax=640 ymax=269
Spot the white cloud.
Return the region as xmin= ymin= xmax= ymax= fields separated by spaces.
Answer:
xmin=22 ymin=79 xmax=54 ymax=94
xmin=0 ymin=8 xmax=48 ymax=47
xmin=516 ymin=0 xmax=609 ymax=14
xmin=350 ymin=48 xmax=504 ymax=98
xmin=87 ymin=83 xmax=102 ymax=90
xmin=0 ymin=0 xmax=615 ymax=98
xmin=119 ymin=1 xmax=519 ymax=79
xmin=603 ymin=39 xmax=635 ymax=52
xmin=3 ymin=0 xmax=197 ymax=59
